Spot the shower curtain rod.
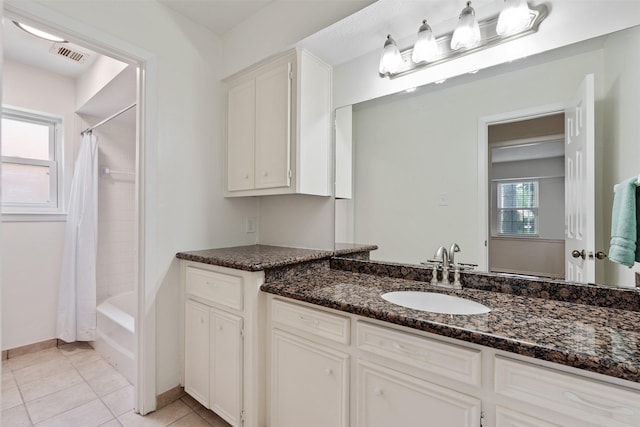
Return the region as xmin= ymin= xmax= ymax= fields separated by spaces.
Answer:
xmin=80 ymin=102 xmax=137 ymax=135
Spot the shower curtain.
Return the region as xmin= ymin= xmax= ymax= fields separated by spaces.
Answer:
xmin=57 ymin=132 xmax=98 ymax=342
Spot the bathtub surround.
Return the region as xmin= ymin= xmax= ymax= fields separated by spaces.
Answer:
xmin=94 ymin=291 xmax=136 ymax=384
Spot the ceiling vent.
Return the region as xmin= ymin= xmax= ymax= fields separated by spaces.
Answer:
xmin=49 ymin=43 xmax=89 ymax=63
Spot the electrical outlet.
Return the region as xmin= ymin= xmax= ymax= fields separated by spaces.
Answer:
xmin=246 ymin=217 xmax=257 ymax=233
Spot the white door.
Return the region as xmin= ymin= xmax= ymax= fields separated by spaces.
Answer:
xmin=565 ymin=74 xmax=595 ymax=283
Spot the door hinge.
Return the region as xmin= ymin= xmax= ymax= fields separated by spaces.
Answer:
xmin=240 ymin=327 xmax=244 ymax=338
xmin=288 ymin=169 xmax=292 ymax=179
xmin=240 ymin=409 xmax=245 ymax=424
xmin=480 ymin=410 xmax=485 ymax=427
xmin=289 ymin=70 xmax=293 ymax=80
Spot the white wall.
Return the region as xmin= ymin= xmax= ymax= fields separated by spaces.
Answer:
xmin=350 ymin=46 xmax=605 ymax=266
xmin=601 ymin=25 xmax=640 ymax=286
xmin=257 ymin=195 xmax=334 ymax=250
xmin=1 ymin=59 xmax=76 ymax=350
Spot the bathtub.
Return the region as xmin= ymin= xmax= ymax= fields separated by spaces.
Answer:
xmin=94 ymin=291 xmax=135 ymax=384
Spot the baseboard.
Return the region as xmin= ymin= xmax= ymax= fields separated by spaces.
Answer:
xmin=156 ymin=385 xmax=186 ymax=410
xmin=2 ymin=338 xmax=69 ymax=360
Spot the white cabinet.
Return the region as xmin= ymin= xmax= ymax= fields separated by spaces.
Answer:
xmin=356 ymin=360 xmax=481 ymax=427
xmin=182 ymin=262 xmax=265 ymax=427
xmin=267 ymin=297 xmax=482 ymax=427
xmin=225 ymin=48 xmax=332 ymax=197
xmin=210 ymin=310 xmax=243 ymax=426
xmin=271 ymin=330 xmax=349 ymax=427
xmin=184 ymin=295 xmax=243 ymax=426
xmin=184 ymin=299 xmax=210 ymax=406
xmin=494 ymin=356 xmax=640 ymax=427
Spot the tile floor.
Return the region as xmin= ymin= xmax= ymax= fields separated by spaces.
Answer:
xmin=1 ymin=343 xmax=231 ymax=426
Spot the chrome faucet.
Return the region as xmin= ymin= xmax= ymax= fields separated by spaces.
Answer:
xmin=449 ymin=243 xmax=460 ymax=266
xmin=431 ymin=245 xmax=463 ymax=290
xmin=434 ymin=246 xmax=450 ymax=286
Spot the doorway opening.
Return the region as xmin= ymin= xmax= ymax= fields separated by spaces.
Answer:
xmin=1 ymin=6 xmax=148 ymax=413
xmin=487 ymin=113 xmax=566 ymax=279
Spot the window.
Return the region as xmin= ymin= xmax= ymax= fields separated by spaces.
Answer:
xmin=1 ymin=107 xmax=63 ymax=214
xmin=496 ymin=180 xmax=538 ymax=236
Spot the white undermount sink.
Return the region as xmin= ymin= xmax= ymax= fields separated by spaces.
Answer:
xmin=381 ymin=291 xmax=491 ymax=315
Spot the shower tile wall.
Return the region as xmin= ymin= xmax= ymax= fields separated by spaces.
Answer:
xmin=93 ymin=118 xmax=136 ymax=304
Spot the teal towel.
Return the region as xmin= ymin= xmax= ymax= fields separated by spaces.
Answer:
xmin=609 ymin=177 xmax=639 ymax=267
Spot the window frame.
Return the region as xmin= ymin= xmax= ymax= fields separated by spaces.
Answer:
xmin=1 ymin=106 xmax=65 ymax=218
xmin=493 ymin=179 xmax=540 ymax=237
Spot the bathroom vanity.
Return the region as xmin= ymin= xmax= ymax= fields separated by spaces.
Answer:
xmin=177 ymin=245 xmax=640 ymax=427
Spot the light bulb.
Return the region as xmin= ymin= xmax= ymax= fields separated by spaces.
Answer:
xmin=451 ymin=1 xmax=481 ymax=51
xmin=379 ymin=34 xmax=402 ymax=75
xmin=412 ymin=20 xmax=439 ymax=64
xmin=497 ymin=0 xmax=532 ymax=36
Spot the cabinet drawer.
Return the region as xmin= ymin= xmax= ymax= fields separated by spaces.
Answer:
xmin=272 ymin=299 xmax=350 ymax=345
xmin=356 ymin=360 xmax=481 ymax=427
xmin=357 ymin=322 xmax=481 ymax=386
xmin=495 ymin=356 xmax=640 ymax=426
xmin=186 ymin=267 xmax=243 ymax=311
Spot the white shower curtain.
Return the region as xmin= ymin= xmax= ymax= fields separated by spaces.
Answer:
xmin=57 ymin=132 xmax=99 ymax=342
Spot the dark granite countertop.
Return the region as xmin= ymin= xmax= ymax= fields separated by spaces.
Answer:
xmin=176 ymin=244 xmax=376 ymax=272
xmin=261 ymin=268 xmax=640 ymax=384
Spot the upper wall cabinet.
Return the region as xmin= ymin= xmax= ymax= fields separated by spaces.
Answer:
xmin=224 ymin=49 xmax=332 ymax=197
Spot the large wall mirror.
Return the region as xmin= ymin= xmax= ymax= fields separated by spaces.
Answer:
xmin=335 ymin=24 xmax=640 ymax=288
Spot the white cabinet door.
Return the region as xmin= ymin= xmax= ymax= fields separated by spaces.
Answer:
xmin=271 ymin=330 xmax=349 ymax=427
xmin=210 ymin=309 xmax=243 ymax=427
xmin=254 ymin=60 xmax=291 ymax=190
xmin=184 ymin=300 xmax=210 ymax=407
xmin=356 ymin=360 xmax=481 ymax=427
xmin=227 ymin=79 xmax=255 ymax=192
xmin=496 ymin=407 xmax=563 ymax=427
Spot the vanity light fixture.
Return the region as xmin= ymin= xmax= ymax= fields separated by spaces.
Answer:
xmin=13 ymin=21 xmax=67 ymax=43
xmin=378 ymin=1 xmax=548 ymax=79
xmin=496 ymin=0 xmax=533 ymax=36
xmin=411 ymin=20 xmax=439 ymax=63
xmin=451 ymin=2 xmax=481 ymax=51
xmin=378 ymin=34 xmax=402 ymax=75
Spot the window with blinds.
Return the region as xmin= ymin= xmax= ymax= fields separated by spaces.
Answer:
xmin=496 ymin=180 xmax=539 ymax=236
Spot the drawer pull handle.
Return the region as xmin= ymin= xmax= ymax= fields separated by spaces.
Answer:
xmin=373 ymin=387 xmax=383 ymax=396
xmin=563 ymin=391 xmax=634 ymax=416
xmin=298 ymin=315 xmax=320 ymax=326
xmin=392 ymin=341 xmax=427 ymax=357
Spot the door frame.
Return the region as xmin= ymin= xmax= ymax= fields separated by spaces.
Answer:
xmin=3 ymin=1 xmax=158 ymax=414
xmin=477 ymin=103 xmax=565 ymax=272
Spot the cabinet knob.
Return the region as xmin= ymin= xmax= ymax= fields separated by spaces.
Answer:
xmin=244 ymin=174 xmax=249 ymax=179
xmin=373 ymin=387 xmax=383 ymax=396
xmin=263 ymin=171 xmax=268 ymax=177
xmin=324 ymin=368 xmax=332 ymax=376
xmin=217 ymin=325 xmax=223 ymax=331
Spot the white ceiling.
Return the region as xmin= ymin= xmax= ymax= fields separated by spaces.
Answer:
xmin=3 ymin=19 xmax=99 ymax=78
xmin=157 ymin=0 xmax=275 ymax=35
